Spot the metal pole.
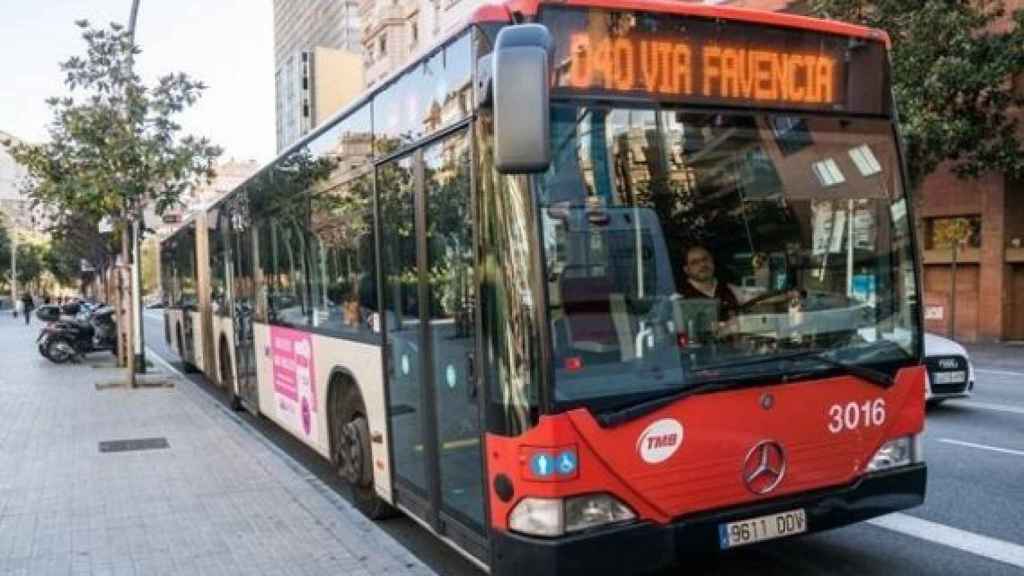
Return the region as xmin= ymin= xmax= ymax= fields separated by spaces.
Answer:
xmin=128 ymin=0 xmax=140 ymax=40
xmin=847 ymin=199 xmax=855 ymax=297
xmin=128 ymin=0 xmax=146 ymax=373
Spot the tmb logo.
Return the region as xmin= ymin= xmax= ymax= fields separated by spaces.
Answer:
xmin=637 ymin=418 xmax=684 ymax=464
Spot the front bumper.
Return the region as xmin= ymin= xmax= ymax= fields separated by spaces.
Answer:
xmin=491 ymin=464 xmax=926 ymax=576
xmin=927 ymin=377 xmax=974 ymax=401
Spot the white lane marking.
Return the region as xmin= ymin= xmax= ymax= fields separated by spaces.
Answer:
xmin=868 ymin=513 xmax=1024 ymax=569
xmin=947 ymin=400 xmax=1024 ymax=416
xmin=936 ymin=438 xmax=1024 ymax=457
xmin=975 ymin=368 xmax=1024 ymax=377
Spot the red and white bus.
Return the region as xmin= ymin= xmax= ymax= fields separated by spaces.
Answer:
xmin=160 ymin=0 xmax=926 ymax=572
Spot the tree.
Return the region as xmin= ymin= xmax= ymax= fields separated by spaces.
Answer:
xmin=0 ymin=221 xmax=10 ymax=289
xmin=46 ymin=211 xmax=119 ymax=294
xmin=810 ymin=0 xmax=1024 ymax=188
xmin=16 ymin=243 xmax=45 ymax=290
xmin=3 ymin=20 xmax=221 ymax=381
xmin=43 ymin=239 xmax=83 ymax=289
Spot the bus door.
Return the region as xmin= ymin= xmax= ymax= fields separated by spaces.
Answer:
xmin=232 ymin=215 xmax=259 ymax=413
xmin=182 ymin=309 xmax=196 ymax=365
xmin=381 ymin=130 xmax=487 ymax=561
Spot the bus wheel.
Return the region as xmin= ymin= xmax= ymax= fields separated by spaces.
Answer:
xmin=334 ymin=386 xmax=394 ymax=519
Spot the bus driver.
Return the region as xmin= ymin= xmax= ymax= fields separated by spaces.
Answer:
xmin=679 ymin=245 xmax=746 ymax=322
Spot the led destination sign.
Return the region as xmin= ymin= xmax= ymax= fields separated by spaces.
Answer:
xmin=543 ymin=7 xmax=891 ymax=115
xmin=566 ymin=36 xmax=837 ymax=105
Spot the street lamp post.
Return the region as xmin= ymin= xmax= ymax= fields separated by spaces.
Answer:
xmin=128 ymin=0 xmax=146 ymax=374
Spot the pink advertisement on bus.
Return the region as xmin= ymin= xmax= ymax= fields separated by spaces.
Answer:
xmin=270 ymin=326 xmax=318 ymax=441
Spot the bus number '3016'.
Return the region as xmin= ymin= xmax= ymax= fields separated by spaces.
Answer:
xmin=828 ymin=399 xmax=886 ymax=434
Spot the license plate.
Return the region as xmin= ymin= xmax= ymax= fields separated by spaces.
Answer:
xmin=934 ymin=371 xmax=966 ymax=384
xmin=719 ymin=509 xmax=807 ymax=549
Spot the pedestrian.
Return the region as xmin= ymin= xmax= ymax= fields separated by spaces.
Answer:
xmin=21 ymin=292 xmax=34 ymax=325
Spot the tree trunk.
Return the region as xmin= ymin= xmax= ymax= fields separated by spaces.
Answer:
xmin=113 ymin=265 xmax=124 ymax=366
xmin=121 ymin=228 xmax=136 ymax=388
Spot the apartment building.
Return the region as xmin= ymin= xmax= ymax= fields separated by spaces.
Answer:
xmin=360 ymin=0 xmax=480 ymax=87
xmin=274 ymin=0 xmax=365 ymax=152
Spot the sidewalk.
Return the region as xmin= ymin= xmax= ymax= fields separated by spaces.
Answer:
xmin=0 ymin=314 xmax=437 ymax=576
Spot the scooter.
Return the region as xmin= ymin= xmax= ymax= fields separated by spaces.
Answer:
xmin=37 ymin=303 xmax=118 ymax=363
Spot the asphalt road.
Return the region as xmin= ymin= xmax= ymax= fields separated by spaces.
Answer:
xmin=143 ymin=314 xmax=1024 ymax=575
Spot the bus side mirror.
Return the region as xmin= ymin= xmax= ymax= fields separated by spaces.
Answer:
xmin=493 ymin=24 xmax=552 ymax=174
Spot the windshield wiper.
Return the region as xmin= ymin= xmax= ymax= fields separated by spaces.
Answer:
xmin=695 ymin=347 xmax=894 ymax=389
xmin=595 ymin=347 xmax=894 ymax=428
xmin=595 ymin=380 xmax=741 ymax=428
xmin=796 ymin=350 xmax=895 ymax=389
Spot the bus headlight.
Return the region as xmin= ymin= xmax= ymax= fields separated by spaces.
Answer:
xmin=509 ymin=498 xmax=563 ymax=537
xmin=866 ymin=436 xmax=915 ymax=472
xmin=509 ymin=494 xmax=636 ymax=537
xmin=564 ymin=493 xmax=636 ymax=533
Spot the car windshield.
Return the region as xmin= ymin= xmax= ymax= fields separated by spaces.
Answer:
xmin=538 ymin=104 xmax=920 ymax=408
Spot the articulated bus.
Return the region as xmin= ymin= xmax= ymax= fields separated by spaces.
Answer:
xmin=160 ymin=0 xmax=926 ymax=573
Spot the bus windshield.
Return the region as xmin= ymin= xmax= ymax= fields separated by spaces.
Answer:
xmin=538 ymin=105 xmax=920 ymax=409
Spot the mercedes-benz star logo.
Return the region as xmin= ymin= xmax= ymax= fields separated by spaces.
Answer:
xmin=742 ymin=440 xmax=786 ymax=495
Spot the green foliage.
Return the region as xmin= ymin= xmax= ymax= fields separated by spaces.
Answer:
xmin=16 ymin=243 xmax=46 ymax=287
xmin=0 ymin=223 xmax=10 ymax=280
xmin=49 ymin=210 xmax=118 ymax=272
xmin=43 ymin=239 xmax=82 ymax=287
xmin=2 ymin=19 xmax=221 ymax=226
xmin=810 ymin=0 xmax=1024 ymax=188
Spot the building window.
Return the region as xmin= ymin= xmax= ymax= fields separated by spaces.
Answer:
xmin=410 ymin=21 xmax=418 ymax=46
xmin=926 ymin=216 xmax=982 ymax=249
xmin=811 ymin=158 xmax=845 ymax=187
xmin=771 ymin=115 xmax=812 ymax=156
xmin=379 ymin=35 xmax=387 ymax=57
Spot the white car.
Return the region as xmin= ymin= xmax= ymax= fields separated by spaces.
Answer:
xmin=924 ymin=333 xmax=975 ymax=405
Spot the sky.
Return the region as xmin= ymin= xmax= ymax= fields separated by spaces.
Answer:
xmin=0 ymin=0 xmax=276 ymax=164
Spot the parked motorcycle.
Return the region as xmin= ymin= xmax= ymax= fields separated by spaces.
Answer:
xmin=37 ymin=303 xmax=118 ymax=363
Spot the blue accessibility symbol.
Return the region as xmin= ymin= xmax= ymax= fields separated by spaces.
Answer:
xmin=530 ymin=452 xmax=554 ymax=477
xmin=556 ymin=450 xmax=578 ymax=476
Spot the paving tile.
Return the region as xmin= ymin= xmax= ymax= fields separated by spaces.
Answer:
xmin=0 ymin=318 xmax=435 ymax=576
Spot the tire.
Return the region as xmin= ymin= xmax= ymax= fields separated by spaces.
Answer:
xmin=332 ymin=384 xmax=395 ymax=520
xmin=46 ymin=338 xmax=75 ymax=364
xmin=927 ymin=399 xmax=946 ymax=408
